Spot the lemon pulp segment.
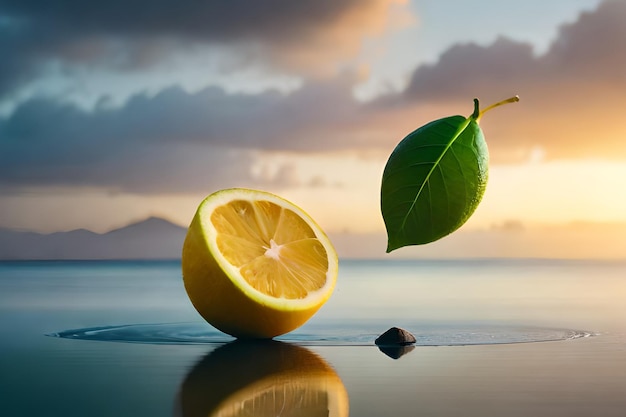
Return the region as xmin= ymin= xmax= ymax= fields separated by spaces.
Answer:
xmin=211 ymin=199 xmax=329 ymax=299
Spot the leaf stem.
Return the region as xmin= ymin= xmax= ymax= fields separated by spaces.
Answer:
xmin=475 ymin=95 xmax=519 ymax=122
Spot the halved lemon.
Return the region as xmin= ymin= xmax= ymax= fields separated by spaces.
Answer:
xmin=182 ymin=188 xmax=339 ymax=338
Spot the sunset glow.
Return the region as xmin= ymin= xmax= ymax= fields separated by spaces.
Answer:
xmin=1 ymin=0 xmax=624 ymax=258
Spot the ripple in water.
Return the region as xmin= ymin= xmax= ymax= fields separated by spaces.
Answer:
xmin=48 ymin=322 xmax=593 ymax=346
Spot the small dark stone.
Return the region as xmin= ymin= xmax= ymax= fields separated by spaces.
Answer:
xmin=375 ymin=327 xmax=416 ymax=346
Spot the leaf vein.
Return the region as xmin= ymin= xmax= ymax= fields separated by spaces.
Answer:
xmin=399 ymin=118 xmax=472 ymax=230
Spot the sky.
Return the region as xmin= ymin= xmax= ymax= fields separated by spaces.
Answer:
xmin=1 ymin=0 xmax=626 ymax=258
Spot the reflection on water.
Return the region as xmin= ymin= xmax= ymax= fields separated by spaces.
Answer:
xmin=3 ymin=260 xmax=626 ymax=417
xmin=175 ymin=341 xmax=349 ymax=417
xmin=377 ymin=345 xmax=415 ymax=359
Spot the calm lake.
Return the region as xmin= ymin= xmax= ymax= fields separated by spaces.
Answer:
xmin=1 ymin=259 xmax=625 ymax=416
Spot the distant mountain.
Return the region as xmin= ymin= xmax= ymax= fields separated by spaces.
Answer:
xmin=0 ymin=217 xmax=187 ymax=260
xmin=5 ymin=217 xmax=626 ymax=260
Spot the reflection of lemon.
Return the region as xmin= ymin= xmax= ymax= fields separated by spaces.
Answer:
xmin=182 ymin=188 xmax=338 ymax=339
xmin=176 ymin=341 xmax=349 ymax=417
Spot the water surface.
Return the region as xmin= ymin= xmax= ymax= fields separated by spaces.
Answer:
xmin=1 ymin=259 xmax=625 ymax=416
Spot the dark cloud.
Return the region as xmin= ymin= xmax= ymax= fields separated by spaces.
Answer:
xmin=0 ymin=75 xmax=361 ymax=149
xmin=544 ymin=0 xmax=626 ymax=81
xmin=403 ymin=37 xmax=537 ymax=101
xmin=0 ymin=76 xmax=367 ymax=192
xmin=395 ymin=0 xmax=626 ymax=161
xmin=0 ymin=130 xmax=303 ymax=194
xmin=0 ymin=129 xmax=256 ymax=194
xmin=2 ymin=0 xmax=626 ymax=194
xmin=401 ymin=0 xmax=626 ymax=102
xmin=2 ymin=0 xmax=366 ymax=40
xmin=0 ymin=0 xmax=399 ymax=98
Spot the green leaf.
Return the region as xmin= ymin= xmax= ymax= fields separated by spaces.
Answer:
xmin=381 ymin=97 xmax=518 ymax=253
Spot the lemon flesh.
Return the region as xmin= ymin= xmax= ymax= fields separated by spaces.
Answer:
xmin=182 ymin=188 xmax=338 ymax=339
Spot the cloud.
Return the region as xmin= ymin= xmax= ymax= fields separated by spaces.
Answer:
xmin=2 ymin=0 xmax=396 ymax=41
xmin=0 ymin=0 xmax=409 ymax=98
xmin=2 ymin=0 xmax=626 ymax=195
xmin=395 ymin=0 xmax=626 ymax=161
xmin=544 ymin=0 xmax=626 ymax=81
xmin=401 ymin=0 xmax=626 ymax=100
xmin=0 ymin=76 xmax=367 ymax=192
xmin=402 ymin=37 xmax=537 ymax=101
xmin=1 ymin=83 xmax=315 ymax=144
